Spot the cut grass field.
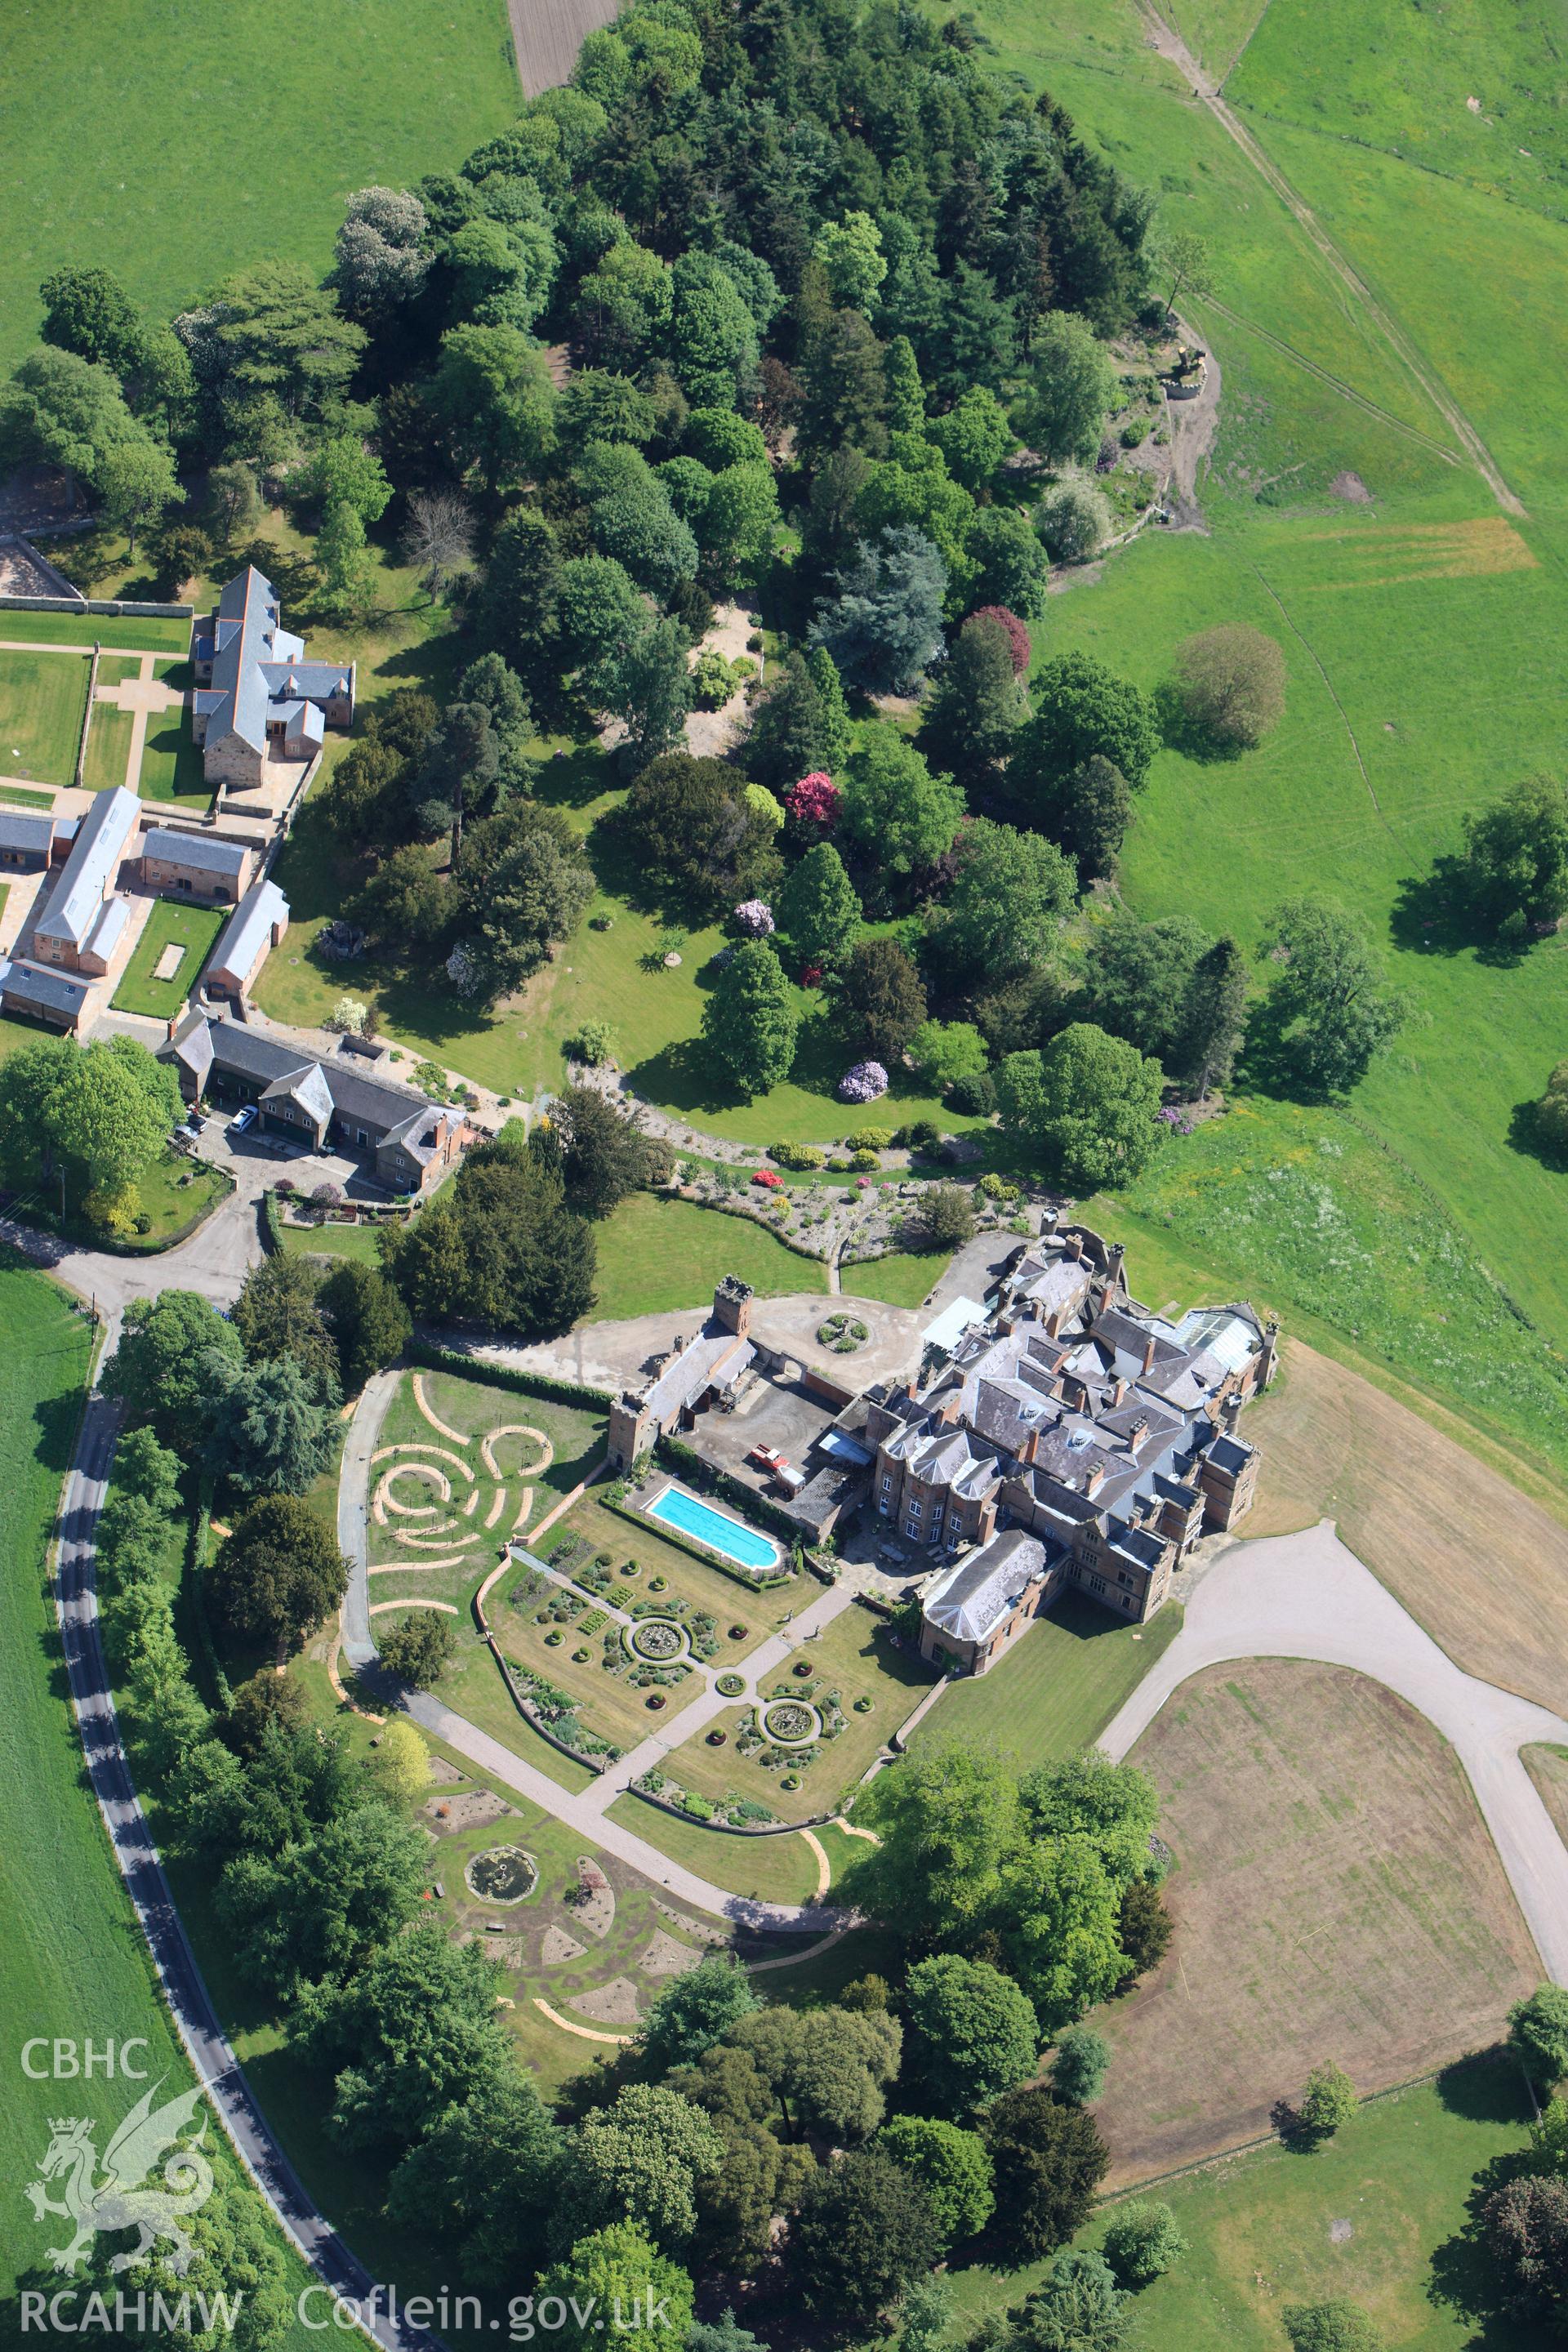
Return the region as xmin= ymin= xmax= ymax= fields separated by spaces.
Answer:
xmin=0 ymin=1258 xmax=323 ymax=2346
xmin=278 ymin=1214 xmax=387 ymax=1263
xmin=906 ymin=1589 xmax=1186 ymax=1771
xmin=0 ymin=0 xmax=521 ymax=373
xmin=109 ymin=895 xmax=224 ymax=1018
xmin=1243 ymin=1339 xmax=1568 ymax=1716
xmin=947 ymin=2053 xmax=1537 ymax=2352
xmin=0 ymin=647 xmax=87 ymax=785
xmin=1094 ymin=1659 xmax=1539 ymax=2184
xmin=588 ymin=1192 xmax=828 ymax=1321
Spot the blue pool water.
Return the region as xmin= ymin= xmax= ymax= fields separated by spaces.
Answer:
xmin=648 ymin=1486 xmax=779 ymax=1571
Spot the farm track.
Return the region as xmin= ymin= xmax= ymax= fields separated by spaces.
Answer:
xmin=1199 ymin=297 xmax=1463 ymax=463
xmin=1131 ymin=0 xmax=1526 ymax=515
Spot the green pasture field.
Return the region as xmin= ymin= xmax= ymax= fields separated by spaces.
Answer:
xmin=109 ymin=897 xmax=225 ymax=1018
xmin=1035 ymin=514 xmax=1568 ymax=1475
xmin=1227 ymin=0 xmax=1568 ymax=226
xmin=906 ymin=1591 xmax=1186 ymax=1771
xmin=942 ymin=2056 xmax=1536 ymax=2352
xmin=0 ymin=647 xmax=87 ymax=785
xmin=0 ymin=1261 xmax=323 ymax=2345
xmin=587 ymin=1192 xmax=828 ymax=1321
xmin=0 ymin=0 xmax=521 ymax=372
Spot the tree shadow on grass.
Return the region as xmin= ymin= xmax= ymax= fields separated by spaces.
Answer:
xmin=1505 ymin=1098 xmax=1568 ymax=1177
xmin=1152 ymin=675 xmax=1246 ymax=765
xmin=1390 ymin=861 xmax=1536 ymax=969
xmin=1436 ymin=2049 xmax=1535 ymax=2126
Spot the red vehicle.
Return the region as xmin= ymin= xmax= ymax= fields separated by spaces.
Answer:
xmin=749 ymin=1444 xmax=788 ymax=1474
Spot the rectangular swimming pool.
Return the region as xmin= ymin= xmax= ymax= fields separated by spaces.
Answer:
xmin=647 ymin=1483 xmax=781 ymax=1573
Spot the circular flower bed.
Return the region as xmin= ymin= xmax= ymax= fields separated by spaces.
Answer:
xmin=761 ymin=1698 xmax=821 ymax=1746
xmin=463 ymin=1846 xmax=539 ymax=1904
xmin=706 ymin=1729 xmax=728 ymax=1746
xmin=715 ymin=1672 xmax=746 ymax=1697
xmin=728 ymin=1624 xmax=747 ymax=1640
xmin=853 ymin=1695 xmax=875 ymax=1713
xmin=544 ymin=1628 xmax=564 ymax=1646
xmin=626 ymin=1616 xmax=688 ymax=1663
xmin=792 ymin=1659 xmax=813 ymax=1679
xmin=650 ymin=1575 xmax=668 ymax=1592
xmin=817 ymin=1313 xmax=871 ymax=1353
xmin=646 ymin=1693 xmax=667 ymax=1711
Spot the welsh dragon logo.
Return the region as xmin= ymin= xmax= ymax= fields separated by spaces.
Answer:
xmin=25 ymin=2079 xmax=215 ymax=2278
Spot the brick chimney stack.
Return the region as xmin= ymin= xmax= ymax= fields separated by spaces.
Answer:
xmin=1142 ymin=1334 xmax=1156 ymax=1374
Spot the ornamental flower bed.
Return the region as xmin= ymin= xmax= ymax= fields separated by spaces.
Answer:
xmin=838 ymin=1060 xmax=889 ymax=1103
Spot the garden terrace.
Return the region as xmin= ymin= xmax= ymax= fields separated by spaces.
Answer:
xmin=654 ymin=1598 xmax=937 ymax=1817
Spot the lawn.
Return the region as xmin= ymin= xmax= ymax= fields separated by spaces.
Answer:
xmin=278 ymin=1214 xmax=389 ymax=1263
xmin=0 ymin=1258 xmax=324 ymax=2346
xmin=109 ymin=896 xmax=225 ymax=1018
xmin=256 ymin=745 xmax=987 ymax=1146
xmin=604 ymin=1793 xmax=827 ymax=1905
xmin=906 ymin=1588 xmax=1187 ymax=1771
xmin=0 ymin=610 xmax=192 ymax=652
xmin=0 ymin=0 xmax=522 ymax=372
xmin=0 ymin=1132 xmax=226 ymax=1243
xmin=1091 ymin=1659 xmax=1538 ymax=2183
xmin=947 ymin=2054 xmax=1537 ymax=2352
xmin=0 ymin=647 xmax=88 ymax=785
xmin=81 ymin=697 xmax=134 ymax=791
xmin=840 ymin=1249 xmax=954 ymax=1310
xmin=0 ymin=782 xmax=55 ymax=808
xmin=588 ymin=1192 xmax=828 ymax=1321
xmin=137 ymin=704 xmax=211 ymax=804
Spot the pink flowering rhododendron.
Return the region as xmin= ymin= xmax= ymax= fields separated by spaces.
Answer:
xmin=784 ymin=771 xmax=840 ymax=828
xmin=733 ymin=899 xmax=775 ymax=937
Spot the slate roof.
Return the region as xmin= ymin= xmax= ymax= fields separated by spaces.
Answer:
xmin=160 ymin=1013 xmax=443 ymax=1141
xmin=261 ymin=1058 xmax=335 ymax=1128
xmin=143 ymin=827 xmax=250 ymax=881
xmin=1 ymin=959 xmax=91 ymax=1018
xmin=0 ymin=811 xmax=56 ymax=858
xmin=31 ymin=786 xmax=140 ymax=950
xmin=924 ymin=1530 xmax=1052 ymax=1645
xmin=640 ymin=1328 xmax=755 ymax=1423
xmin=85 ymin=894 xmax=130 ymax=964
xmin=210 ymin=879 xmax=287 ymax=982
xmin=200 ymin=568 xmax=350 ymax=758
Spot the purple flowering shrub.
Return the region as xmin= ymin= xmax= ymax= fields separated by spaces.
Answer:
xmin=838 ymin=1061 xmax=889 ymax=1103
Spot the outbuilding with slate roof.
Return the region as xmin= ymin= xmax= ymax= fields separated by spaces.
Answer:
xmin=191 ymin=566 xmax=354 ymax=789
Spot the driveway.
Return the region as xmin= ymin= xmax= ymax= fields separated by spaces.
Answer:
xmin=1 ymin=1169 xmax=263 ymax=1325
xmin=1100 ymin=1520 xmax=1568 ymax=1984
